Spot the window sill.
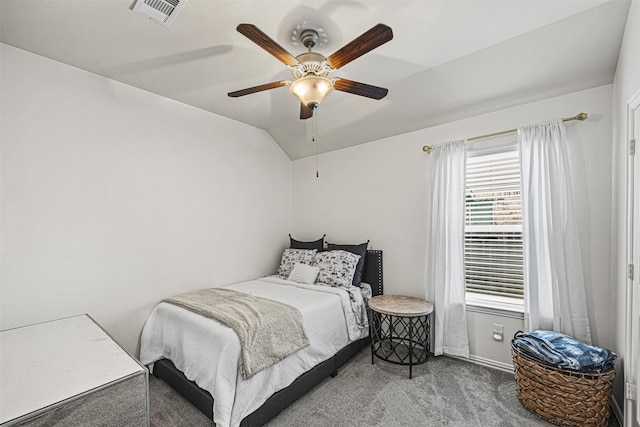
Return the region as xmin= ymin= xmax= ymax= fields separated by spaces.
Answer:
xmin=466 ymin=294 xmax=524 ymax=319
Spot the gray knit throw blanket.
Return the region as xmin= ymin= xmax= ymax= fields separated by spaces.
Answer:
xmin=164 ymin=288 xmax=310 ymax=379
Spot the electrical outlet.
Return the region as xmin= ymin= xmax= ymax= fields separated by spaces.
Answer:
xmin=492 ymin=324 xmax=504 ymax=342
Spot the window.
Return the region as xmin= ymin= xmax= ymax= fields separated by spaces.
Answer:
xmin=465 ymin=147 xmax=524 ymax=308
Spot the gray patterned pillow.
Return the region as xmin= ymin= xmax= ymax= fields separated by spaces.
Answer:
xmin=313 ymin=250 xmax=361 ymax=288
xmin=277 ymin=249 xmax=317 ymax=278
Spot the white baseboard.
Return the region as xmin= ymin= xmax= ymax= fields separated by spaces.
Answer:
xmin=451 ymin=354 xmax=514 ymax=373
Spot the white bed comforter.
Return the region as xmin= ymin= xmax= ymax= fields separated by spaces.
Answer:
xmin=140 ymin=277 xmax=369 ymax=427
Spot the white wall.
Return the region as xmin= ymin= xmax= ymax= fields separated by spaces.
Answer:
xmin=0 ymin=44 xmax=293 ymax=355
xmin=293 ymin=85 xmax=614 ymax=365
xmin=611 ymin=0 xmax=640 ymax=417
xmin=466 ymin=310 xmax=523 ymax=368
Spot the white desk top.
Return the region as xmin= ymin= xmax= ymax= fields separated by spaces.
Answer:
xmin=0 ymin=314 xmax=145 ymax=424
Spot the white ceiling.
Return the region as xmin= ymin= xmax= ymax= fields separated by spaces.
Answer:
xmin=0 ymin=0 xmax=631 ymax=159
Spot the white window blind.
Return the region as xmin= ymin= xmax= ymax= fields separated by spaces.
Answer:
xmin=465 ymin=148 xmax=524 ymax=299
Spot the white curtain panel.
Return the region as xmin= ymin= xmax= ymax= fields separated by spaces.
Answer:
xmin=425 ymin=140 xmax=470 ymax=357
xmin=518 ymin=119 xmax=592 ymax=344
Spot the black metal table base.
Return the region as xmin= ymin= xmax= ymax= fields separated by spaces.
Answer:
xmin=370 ymin=311 xmax=430 ymax=379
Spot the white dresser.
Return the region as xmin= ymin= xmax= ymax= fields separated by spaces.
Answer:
xmin=0 ymin=314 xmax=149 ymax=426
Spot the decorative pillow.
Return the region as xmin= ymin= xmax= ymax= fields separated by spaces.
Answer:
xmin=277 ymin=249 xmax=317 ymax=278
xmin=313 ymin=250 xmax=361 ymax=288
xmin=287 ymin=263 xmax=321 ymax=285
xmin=289 ymin=234 xmax=325 ymax=250
xmin=326 ymin=241 xmax=369 ymax=286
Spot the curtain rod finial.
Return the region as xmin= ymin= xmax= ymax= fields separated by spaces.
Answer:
xmin=423 ymin=145 xmax=432 ymax=152
xmin=576 ymin=112 xmax=588 ymax=121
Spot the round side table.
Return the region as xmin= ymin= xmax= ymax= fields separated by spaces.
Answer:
xmin=369 ymin=295 xmax=434 ymax=379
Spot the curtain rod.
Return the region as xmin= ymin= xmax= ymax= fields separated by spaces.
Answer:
xmin=422 ymin=112 xmax=588 ymax=153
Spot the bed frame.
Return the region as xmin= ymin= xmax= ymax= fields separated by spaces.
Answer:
xmin=152 ymin=250 xmax=383 ymax=427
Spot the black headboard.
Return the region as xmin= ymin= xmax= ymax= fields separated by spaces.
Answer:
xmin=362 ymin=250 xmax=383 ymax=296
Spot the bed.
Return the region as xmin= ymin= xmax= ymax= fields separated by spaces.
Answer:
xmin=140 ymin=247 xmax=383 ymax=427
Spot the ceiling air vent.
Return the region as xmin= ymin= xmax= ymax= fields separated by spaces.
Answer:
xmin=131 ymin=0 xmax=186 ymax=27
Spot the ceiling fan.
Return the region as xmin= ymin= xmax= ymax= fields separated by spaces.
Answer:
xmin=228 ymin=23 xmax=393 ymax=120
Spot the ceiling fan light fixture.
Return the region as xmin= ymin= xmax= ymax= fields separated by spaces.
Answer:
xmin=229 ymin=23 xmax=393 ymax=119
xmin=290 ymin=76 xmax=333 ymax=108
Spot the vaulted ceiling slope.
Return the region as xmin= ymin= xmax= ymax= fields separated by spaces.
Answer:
xmin=0 ymin=0 xmax=630 ymax=160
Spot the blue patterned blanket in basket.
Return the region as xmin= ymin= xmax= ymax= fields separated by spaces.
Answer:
xmin=512 ymin=330 xmax=616 ymax=374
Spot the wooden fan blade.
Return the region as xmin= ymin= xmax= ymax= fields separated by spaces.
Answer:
xmin=237 ymin=24 xmax=299 ymax=67
xmin=326 ymin=24 xmax=393 ymax=69
xmin=334 ymin=78 xmax=388 ymax=100
xmin=300 ymin=103 xmax=314 ymax=120
xmin=228 ymin=81 xmax=287 ymax=97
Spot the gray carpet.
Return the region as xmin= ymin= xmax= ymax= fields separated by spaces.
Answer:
xmin=149 ymin=349 xmax=620 ymax=427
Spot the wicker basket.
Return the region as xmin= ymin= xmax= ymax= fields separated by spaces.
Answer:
xmin=512 ymin=348 xmax=615 ymax=427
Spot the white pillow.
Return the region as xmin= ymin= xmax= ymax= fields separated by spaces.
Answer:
xmin=287 ymin=263 xmax=320 ymax=285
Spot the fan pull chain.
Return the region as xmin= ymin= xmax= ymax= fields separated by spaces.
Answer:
xmin=313 ymin=109 xmax=319 ymax=178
